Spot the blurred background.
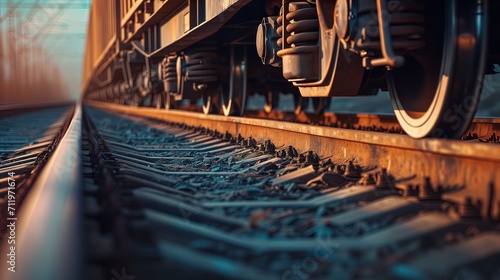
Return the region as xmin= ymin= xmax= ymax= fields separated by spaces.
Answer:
xmin=0 ymin=0 xmax=90 ymax=104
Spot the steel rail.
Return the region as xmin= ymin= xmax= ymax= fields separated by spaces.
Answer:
xmin=245 ymin=110 xmax=500 ymax=138
xmin=0 ymin=100 xmax=75 ymax=118
xmin=84 ymin=100 xmax=500 ymax=220
xmin=0 ymin=104 xmax=83 ymax=280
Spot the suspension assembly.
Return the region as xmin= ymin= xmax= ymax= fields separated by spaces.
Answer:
xmin=256 ymin=16 xmax=282 ymax=67
xmin=256 ymin=0 xmax=426 ymax=95
xmin=257 ymin=2 xmax=320 ymax=82
xmin=277 ymin=2 xmax=320 ymax=82
xmin=136 ymin=67 xmax=162 ymax=98
xmin=175 ymin=44 xmax=220 ymax=100
xmin=335 ymin=0 xmax=426 ymax=69
xmin=161 ymin=55 xmax=178 ymax=94
xmin=350 ymin=1 xmax=425 ymax=50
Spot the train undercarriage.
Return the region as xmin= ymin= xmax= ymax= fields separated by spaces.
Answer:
xmin=84 ymin=0 xmax=500 ymax=139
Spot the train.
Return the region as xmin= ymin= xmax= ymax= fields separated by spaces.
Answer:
xmin=82 ymin=0 xmax=500 ymax=139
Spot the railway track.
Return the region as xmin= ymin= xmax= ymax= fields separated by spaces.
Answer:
xmin=78 ymin=101 xmax=499 ymax=279
xmin=77 ymin=0 xmax=499 ymax=277
xmin=2 ymin=101 xmax=500 ymax=279
xmin=0 ymin=104 xmax=78 ymax=280
xmin=0 ymin=105 xmax=75 ymax=213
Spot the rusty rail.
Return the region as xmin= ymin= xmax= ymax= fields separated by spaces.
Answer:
xmin=84 ymin=100 xmax=500 ymax=221
xmin=0 ymin=104 xmax=82 ymax=280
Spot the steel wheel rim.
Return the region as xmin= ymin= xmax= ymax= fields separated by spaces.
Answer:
xmin=312 ymin=97 xmax=331 ymax=115
xmin=165 ymin=94 xmax=176 ymax=110
xmin=264 ymin=90 xmax=279 ymax=113
xmin=388 ymin=0 xmax=488 ymax=138
xmin=202 ymin=94 xmax=212 ymax=115
xmin=222 ymin=45 xmax=248 ymax=116
xmin=293 ymin=95 xmax=309 ymax=115
xmin=130 ymin=94 xmax=142 ymax=107
xmin=156 ymin=93 xmax=163 ymax=109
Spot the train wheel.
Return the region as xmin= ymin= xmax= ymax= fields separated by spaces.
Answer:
xmin=155 ymin=93 xmax=164 ymax=109
xmin=202 ymin=86 xmax=221 ymax=115
xmin=293 ymin=95 xmax=309 ymax=115
xmin=222 ymin=45 xmax=248 ymax=116
xmin=165 ymin=94 xmax=176 ymax=110
xmin=202 ymin=94 xmax=215 ymax=114
xmin=264 ymin=90 xmax=279 ymax=113
xmin=387 ymin=0 xmax=488 ymax=138
xmin=312 ymin=97 xmax=331 ymax=115
xmin=130 ymin=94 xmax=143 ymax=107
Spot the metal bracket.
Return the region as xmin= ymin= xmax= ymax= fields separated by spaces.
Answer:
xmin=362 ymin=0 xmax=405 ymax=70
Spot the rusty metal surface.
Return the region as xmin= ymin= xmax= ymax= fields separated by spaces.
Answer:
xmin=149 ymin=0 xmax=252 ymax=56
xmin=0 ymin=105 xmax=79 ymax=280
xmin=0 ymin=105 xmax=83 ymax=280
xmin=121 ymin=0 xmax=186 ymax=42
xmin=247 ymin=110 xmax=500 ymax=139
xmin=84 ymin=100 xmax=500 ymax=220
xmin=82 ymin=0 xmax=119 ymax=95
xmin=80 ymin=105 xmax=500 ymax=279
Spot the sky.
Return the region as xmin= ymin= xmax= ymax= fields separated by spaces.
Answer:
xmin=0 ymin=0 xmax=90 ymax=100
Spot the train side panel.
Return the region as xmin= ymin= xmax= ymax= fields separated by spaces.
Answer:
xmin=82 ymin=0 xmax=119 ymax=95
xmin=205 ymin=0 xmax=241 ymax=20
xmin=160 ymin=4 xmax=189 ymax=47
xmin=120 ymin=0 xmax=250 ymax=53
xmin=83 ymin=0 xmax=252 ymax=97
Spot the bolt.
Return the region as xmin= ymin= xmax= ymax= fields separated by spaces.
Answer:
xmin=237 ymin=134 xmax=244 ymax=143
xmin=375 ymin=168 xmax=394 ymax=189
xmin=359 ymin=173 xmax=376 ymax=185
xmin=458 ymin=197 xmax=482 ymax=219
xmin=332 ymin=164 xmax=344 ymax=174
xmin=418 ymin=177 xmax=442 ymax=200
xmin=277 ymin=150 xmax=287 ymax=158
xmin=196 ymin=83 xmax=207 ymax=90
xmin=223 ymin=131 xmax=232 ymax=141
xmin=248 ymin=137 xmax=257 ymax=147
xmin=265 ymin=140 xmax=275 ymax=154
xmin=259 ymin=143 xmax=266 ymax=151
xmin=321 ymin=159 xmax=334 ymax=168
xmin=402 ymin=184 xmax=419 ymax=197
xmin=304 ymin=151 xmax=318 ymax=165
xmin=344 ymin=161 xmax=361 ymax=179
xmin=286 ymin=146 xmax=298 ymax=158
xmin=298 ymin=154 xmax=306 ymax=163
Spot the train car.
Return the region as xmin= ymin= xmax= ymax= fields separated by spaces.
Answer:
xmin=82 ymin=0 xmax=500 ymax=138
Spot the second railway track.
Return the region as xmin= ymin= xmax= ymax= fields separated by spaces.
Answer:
xmin=79 ymin=101 xmax=500 ymax=279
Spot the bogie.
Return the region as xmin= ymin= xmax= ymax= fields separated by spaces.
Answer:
xmin=83 ymin=0 xmax=497 ymax=138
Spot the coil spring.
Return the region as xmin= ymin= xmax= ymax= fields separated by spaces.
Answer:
xmin=277 ymin=2 xmax=319 ymax=49
xmin=183 ymin=46 xmax=219 ymax=84
xmin=162 ymin=55 xmax=177 ymax=93
xmin=277 ymin=9 xmax=283 ymax=48
xmin=357 ymin=0 xmax=425 ymax=50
